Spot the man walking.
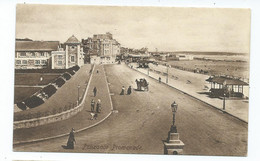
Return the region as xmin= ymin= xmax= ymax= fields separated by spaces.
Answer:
xmin=91 ymin=99 xmax=95 ymax=112
xmin=93 ymin=87 xmax=97 ymax=97
xmin=96 ymin=99 xmax=101 ymax=113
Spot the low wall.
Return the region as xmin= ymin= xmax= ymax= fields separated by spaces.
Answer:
xmin=13 ymin=65 xmax=94 ymax=129
xmin=13 ymin=102 xmax=84 ymax=129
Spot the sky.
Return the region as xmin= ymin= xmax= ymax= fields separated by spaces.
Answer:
xmin=16 ymin=4 xmax=251 ymax=53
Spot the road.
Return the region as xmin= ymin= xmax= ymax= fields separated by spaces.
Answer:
xmin=14 ymin=64 xmax=247 ymax=156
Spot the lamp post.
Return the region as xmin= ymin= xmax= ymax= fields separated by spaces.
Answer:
xmin=223 ymin=93 xmax=226 ymax=111
xmin=163 ymin=101 xmax=184 ymax=155
xmin=166 ymin=65 xmax=169 ymax=84
xmin=171 ymin=101 xmax=178 ymax=127
xmin=223 ymin=81 xmax=227 ymax=111
xmin=77 ymin=85 xmax=80 ymax=104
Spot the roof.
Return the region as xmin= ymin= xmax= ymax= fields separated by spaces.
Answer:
xmin=128 ymin=54 xmax=150 ymax=57
xmin=16 ymin=38 xmax=33 ymax=41
xmin=93 ymin=33 xmax=113 ymax=41
xmin=206 ymin=76 xmax=248 ymax=86
xmin=15 ymin=41 xmax=59 ymax=51
xmin=65 ymin=35 xmax=80 ymax=44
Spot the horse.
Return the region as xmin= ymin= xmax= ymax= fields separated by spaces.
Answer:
xmin=135 ymin=78 xmax=149 ymax=91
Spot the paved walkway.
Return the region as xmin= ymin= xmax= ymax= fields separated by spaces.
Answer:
xmin=13 ymin=64 xmax=113 ymax=144
xmin=129 ymin=63 xmax=248 ymax=122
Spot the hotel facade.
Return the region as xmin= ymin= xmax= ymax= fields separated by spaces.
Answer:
xmin=15 ymin=40 xmax=59 ymax=69
xmin=51 ymin=35 xmax=85 ymax=69
xmin=82 ymin=32 xmax=121 ymax=64
xmin=15 ymin=35 xmax=85 ymax=69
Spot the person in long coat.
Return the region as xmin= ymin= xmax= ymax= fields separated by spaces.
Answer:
xmin=93 ymin=87 xmax=97 ymax=97
xmin=96 ymin=99 xmax=101 ymax=113
xmin=67 ymin=128 xmax=76 ymax=149
xmin=120 ymin=86 xmax=125 ymax=95
xmin=127 ymin=86 xmax=132 ymax=95
xmin=91 ymin=99 xmax=95 ymax=112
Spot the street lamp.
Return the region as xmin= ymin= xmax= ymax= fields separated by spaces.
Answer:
xmin=164 ymin=101 xmax=185 ymax=155
xmin=166 ymin=65 xmax=169 ymax=83
xmin=77 ymin=85 xmax=80 ymax=103
xmin=223 ymin=81 xmax=227 ymax=111
xmin=171 ymin=101 xmax=178 ymax=126
xmin=223 ymin=93 xmax=226 ymax=111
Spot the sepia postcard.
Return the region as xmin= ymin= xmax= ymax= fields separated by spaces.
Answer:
xmin=13 ymin=4 xmax=250 ymax=156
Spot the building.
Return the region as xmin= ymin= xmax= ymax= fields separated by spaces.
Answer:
xmin=15 ymin=35 xmax=85 ymax=70
xmin=15 ymin=40 xmax=59 ymax=69
xmin=52 ymin=35 xmax=85 ymax=69
xmin=82 ymin=32 xmax=121 ymax=64
xmin=206 ymin=76 xmax=249 ymax=98
xmin=166 ymin=54 xmax=194 ymax=61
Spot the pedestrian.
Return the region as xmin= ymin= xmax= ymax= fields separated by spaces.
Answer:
xmin=66 ymin=128 xmax=76 ymax=149
xmin=40 ymin=76 xmax=43 ymax=82
xmin=159 ymin=77 xmax=161 ymax=83
xmin=127 ymin=86 xmax=132 ymax=95
xmin=96 ymin=99 xmax=101 ymax=113
xmin=93 ymin=87 xmax=97 ymax=97
xmin=120 ymin=86 xmax=125 ymax=95
xmin=97 ymin=69 xmax=99 ymax=73
xmin=91 ymin=99 xmax=95 ymax=112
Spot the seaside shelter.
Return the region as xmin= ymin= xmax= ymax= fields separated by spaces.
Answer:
xmin=127 ymin=54 xmax=150 ymax=63
xmin=206 ymin=76 xmax=249 ymax=98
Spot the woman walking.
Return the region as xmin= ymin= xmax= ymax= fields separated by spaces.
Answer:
xmin=66 ymin=128 xmax=76 ymax=149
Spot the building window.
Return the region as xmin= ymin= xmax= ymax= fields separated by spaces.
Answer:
xmin=31 ymin=53 xmax=36 ymax=57
xmin=233 ymin=85 xmax=238 ymax=92
xmin=58 ymin=55 xmax=63 ymax=59
xmin=58 ymin=61 xmax=62 ymax=66
xmin=16 ymin=60 xmax=21 ymax=64
xmin=41 ymin=60 xmax=47 ymax=65
xmin=22 ymin=60 xmax=27 ymax=64
xmin=35 ymin=60 xmax=40 ymax=65
xmin=40 ymin=52 xmax=45 ymax=56
xmin=20 ymin=52 xmax=26 ymax=57
xmin=71 ymin=56 xmax=75 ymax=62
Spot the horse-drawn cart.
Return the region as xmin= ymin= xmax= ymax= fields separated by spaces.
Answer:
xmin=135 ymin=78 xmax=149 ymax=91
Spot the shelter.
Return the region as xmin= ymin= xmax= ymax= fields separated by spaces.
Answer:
xmin=127 ymin=54 xmax=150 ymax=63
xmin=206 ymin=76 xmax=249 ymax=98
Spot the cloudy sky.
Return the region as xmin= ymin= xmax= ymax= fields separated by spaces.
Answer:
xmin=16 ymin=4 xmax=250 ymax=53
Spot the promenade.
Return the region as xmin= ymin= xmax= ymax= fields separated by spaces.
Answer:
xmin=130 ymin=63 xmax=249 ymax=122
xmin=14 ymin=64 xmax=247 ymax=156
xmin=13 ymin=64 xmax=113 ymax=144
